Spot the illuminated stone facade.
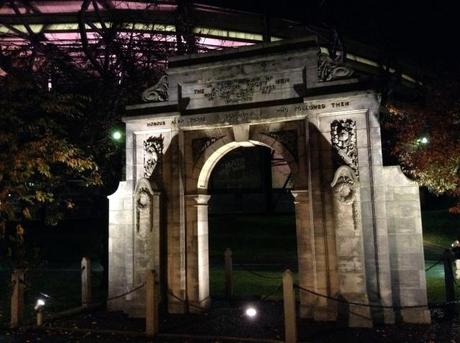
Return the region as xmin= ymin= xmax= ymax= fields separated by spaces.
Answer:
xmin=108 ymin=37 xmax=430 ymax=326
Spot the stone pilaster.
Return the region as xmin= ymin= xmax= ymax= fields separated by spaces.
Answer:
xmin=292 ymin=189 xmax=318 ymax=318
xmin=185 ymin=194 xmax=211 ymax=312
xmin=129 ymin=178 xmax=161 ymax=316
xmin=331 ymin=166 xmax=372 ymax=327
xmin=108 ymin=181 xmax=134 ymax=313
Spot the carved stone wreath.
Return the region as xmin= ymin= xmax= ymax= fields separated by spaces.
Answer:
xmin=143 ymin=135 xmax=164 ymax=178
xmin=136 ymin=188 xmax=151 ymax=209
xmin=318 ymin=53 xmax=354 ymax=82
xmin=331 ymin=119 xmax=358 ymax=175
xmin=331 ymin=166 xmax=357 ymax=205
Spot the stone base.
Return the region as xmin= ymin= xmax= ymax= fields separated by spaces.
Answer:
xmin=313 ymin=307 xmax=336 ymax=322
xmin=168 ymin=300 xmax=187 ymax=314
xmin=336 ymin=294 xmax=373 ymax=328
xmin=348 ymin=304 xmax=373 ymax=327
xmin=383 ymin=308 xmax=396 ymax=324
xmin=299 ymin=304 xmax=314 ymax=319
xmin=189 ymin=298 xmax=211 ymax=313
xmin=400 ymin=308 xmax=431 ymax=324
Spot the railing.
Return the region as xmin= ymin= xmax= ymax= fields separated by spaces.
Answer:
xmin=6 ymin=248 xmax=460 ymax=342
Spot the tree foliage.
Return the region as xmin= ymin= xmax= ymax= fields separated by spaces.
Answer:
xmin=384 ymin=80 xmax=460 ymax=213
xmin=0 ymin=2 xmax=198 ymax=265
xmin=0 ymin=73 xmax=102 ymax=264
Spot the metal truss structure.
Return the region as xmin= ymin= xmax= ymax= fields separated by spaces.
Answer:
xmin=0 ymin=1 xmax=421 ymax=86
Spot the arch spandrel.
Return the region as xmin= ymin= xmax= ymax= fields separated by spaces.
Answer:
xmin=186 ymin=121 xmax=306 ymax=193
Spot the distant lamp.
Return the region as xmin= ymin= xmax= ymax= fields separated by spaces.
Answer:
xmin=417 ymin=136 xmax=429 ymax=145
xmin=245 ymin=306 xmax=257 ymax=319
xmin=112 ymin=130 xmax=123 ymax=141
xmin=47 ymin=76 xmax=52 ymax=92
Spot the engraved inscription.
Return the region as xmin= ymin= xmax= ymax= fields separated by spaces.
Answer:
xmin=147 ymin=121 xmax=166 ymax=127
xmin=193 ymin=76 xmax=290 ymax=104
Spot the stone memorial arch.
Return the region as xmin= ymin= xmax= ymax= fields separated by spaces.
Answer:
xmin=108 ymin=37 xmax=430 ymax=326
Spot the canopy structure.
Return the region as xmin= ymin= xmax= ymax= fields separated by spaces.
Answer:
xmin=0 ymin=1 xmax=421 ymax=87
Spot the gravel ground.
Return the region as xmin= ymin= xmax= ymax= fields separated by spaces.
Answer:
xmin=1 ymin=302 xmax=460 ymax=342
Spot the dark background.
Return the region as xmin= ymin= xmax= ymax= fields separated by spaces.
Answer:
xmin=202 ymin=0 xmax=459 ymax=76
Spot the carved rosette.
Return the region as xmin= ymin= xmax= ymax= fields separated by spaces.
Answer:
xmin=318 ymin=53 xmax=354 ymax=82
xmin=192 ymin=136 xmax=225 ymax=163
xmin=143 ymin=135 xmax=164 ymax=178
xmin=264 ymin=130 xmax=298 ymax=161
xmin=142 ymin=75 xmax=168 ymax=102
xmin=331 ymin=119 xmax=358 ymax=176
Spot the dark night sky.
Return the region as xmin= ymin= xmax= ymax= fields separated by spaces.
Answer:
xmin=202 ymin=0 xmax=459 ymax=76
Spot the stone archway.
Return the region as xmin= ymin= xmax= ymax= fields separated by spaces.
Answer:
xmin=182 ymin=122 xmax=322 ymax=317
xmin=108 ymin=37 xmax=430 ymax=326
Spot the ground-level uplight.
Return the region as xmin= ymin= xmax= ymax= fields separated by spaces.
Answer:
xmin=245 ymin=306 xmax=257 ymax=319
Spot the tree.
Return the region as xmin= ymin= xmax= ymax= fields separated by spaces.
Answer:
xmin=0 ymin=1 xmax=199 ymax=267
xmin=0 ymin=72 xmax=101 ymax=266
xmin=383 ymin=79 xmax=460 ymax=213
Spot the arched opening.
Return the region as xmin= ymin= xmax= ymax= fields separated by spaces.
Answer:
xmin=203 ymin=143 xmax=297 ymax=299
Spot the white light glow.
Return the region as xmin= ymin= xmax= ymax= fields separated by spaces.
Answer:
xmin=245 ymin=306 xmax=257 ymax=318
xmin=112 ymin=131 xmax=122 ymax=141
xmin=34 ymin=298 xmax=45 ymax=310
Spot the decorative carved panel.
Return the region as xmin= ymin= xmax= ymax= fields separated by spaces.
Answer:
xmin=264 ymin=129 xmax=298 ymax=161
xmin=133 ymin=178 xmax=160 ymax=293
xmin=192 ymin=136 xmax=225 ymax=162
xmin=331 ymin=119 xmax=358 ymax=176
xmin=142 ymin=75 xmax=168 ymax=102
xmin=331 ymin=166 xmax=361 ymax=230
xmin=318 ymin=53 xmax=354 ymax=82
xmin=143 ymin=135 xmax=164 ymax=178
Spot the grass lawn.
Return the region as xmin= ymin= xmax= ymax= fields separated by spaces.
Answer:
xmin=209 ymin=268 xmax=292 ymax=300
xmin=421 ymin=209 xmax=460 ymax=303
xmin=422 ymin=209 xmax=460 ymax=249
xmin=208 ymin=213 xmax=298 ymax=265
xmin=0 ymin=269 xmax=105 ymax=328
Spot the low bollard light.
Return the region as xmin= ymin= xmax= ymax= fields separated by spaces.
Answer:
xmin=34 ymin=298 xmax=45 ymax=327
xmin=244 ymin=305 xmax=257 ymax=319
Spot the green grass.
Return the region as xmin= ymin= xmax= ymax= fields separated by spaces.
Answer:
xmin=208 ymin=213 xmax=298 ymax=264
xmin=210 ymin=268 xmax=286 ymax=299
xmin=426 ymin=275 xmax=446 ymax=304
xmin=422 ymin=209 xmax=460 ymax=248
xmin=0 ymin=270 xmax=105 ymax=328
